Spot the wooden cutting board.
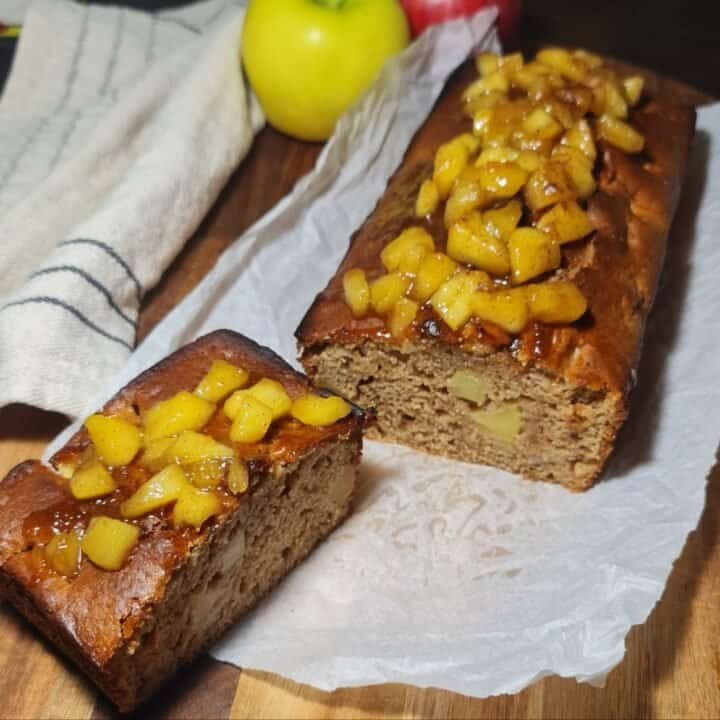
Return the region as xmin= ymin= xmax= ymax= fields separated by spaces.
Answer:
xmin=0 ymin=61 xmax=717 ymax=720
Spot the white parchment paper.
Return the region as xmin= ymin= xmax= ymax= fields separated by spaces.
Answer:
xmin=46 ymin=13 xmax=720 ymax=698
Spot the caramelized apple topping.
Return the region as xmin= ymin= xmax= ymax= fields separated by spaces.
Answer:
xmin=41 ymin=358 xmax=354 ymax=574
xmin=342 ymin=48 xmax=648 ymax=337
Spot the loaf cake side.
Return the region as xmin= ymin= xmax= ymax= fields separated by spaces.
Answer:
xmin=297 ymin=53 xmax=696 ymax=490
xmin=0 ymin=330 xmax=366 ymax=711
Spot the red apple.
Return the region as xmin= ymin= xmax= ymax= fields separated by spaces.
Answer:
xmin=400 ymin=0 xmax=521 ymax=44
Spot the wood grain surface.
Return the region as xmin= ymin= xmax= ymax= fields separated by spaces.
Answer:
xmin=1 ymin=16 xmax=719 ymax=720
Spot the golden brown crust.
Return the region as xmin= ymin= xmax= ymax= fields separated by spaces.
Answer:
xmin=296 ymin=61 xmax=696 ymax=397
xmin=0 ymin=330 xmax=365 ymax=709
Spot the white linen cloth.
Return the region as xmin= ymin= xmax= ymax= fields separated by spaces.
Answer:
xmin=0 ymin=0 xmax=262 ymax=417
xmin=1 ymin=0 xmax=32 ymax=23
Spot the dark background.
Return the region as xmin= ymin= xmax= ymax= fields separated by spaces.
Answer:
xmin=1 ymin=0 xmax=720 ymax=98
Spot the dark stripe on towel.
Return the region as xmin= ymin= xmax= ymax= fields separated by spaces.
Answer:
xmin=29 ymin=265 xmax=136 ymax=328
xmin=58 ymin=238 xmax=142 ymax=300
xmin=159 ymin=15 xmax=202 ymax=35
xmin=99 ymin=8 xmax=126 ymax=97
xmin=1 ymin=296 xmax=133 ymax=350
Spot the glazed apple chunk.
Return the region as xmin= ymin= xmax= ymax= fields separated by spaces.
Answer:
xmin=37 ymin=357 xmax=353 ymax=576
xmin=341 ymin=48 xmax=647 ymax=339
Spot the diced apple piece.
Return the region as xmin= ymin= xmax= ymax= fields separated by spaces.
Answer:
xmin=380 ymin=227 xmax=435 ymax=272
xmin=369 ymin=273 xmax=411 ymax=315
xmin=70 ymin=461 xmax=117 ymax=500
xmin=516 ymin=150 xmax=543 ymax=173
xmin=444 ymin=169 xmax=487 ymax=227
xmin=508 ymin=130 xmax=554 ymax=155
xmin=546 ymin=72 xmax=567 ymax=91
xmin=165 ymin=430 xmax=234 ymax=464
xmin=228 ymin=394 xmax=274 ymax=443
xmin=536 ymin=48 xmax=586 ymax=82
xmin=527 ymin=281 xmax=588 ymax=323
xmin=552 ymin=145 xmax=597 ymax=199
xmin=410 ymin=252 xmax=458 ymax=303
xmin=430 ymin=270 xmax=490 ymax=331
xmin=590 ymin=82 xmax=607 ymax=116
xmin=474 ymin=147 xmax=520 ymax=166
xmin=45 ymin=532 xmax=81 ymax=577
xmin=468 ymin=69 xmax=510 ymax=96
xmin=555 ymin=85 xmax=593 ymax=117
xmin=623 ymin=75 xmax=644 ymax=106
xmin=433 ymin=137 xmax=471 ymax=198
xmin=463 ymin=78 xmax=491 ymax=104
xmin=472 ymin=107 xmax=494 ymax=138
xmin=223 ymin=390 xmax=246 ymax=420
xmin=513 ymin=66 xmax=552 ymax=98
xmin=561 ymin=119 xmax=597 ymax=163
xmin=478 ymin=162 xmax=528 ymax=199
xmin=82 ymin=516 xmax=140 ymax=571
xmin=120 ymin=464 xmax=188 ymax=519
xmin=84 ymin=414 xmax=141 ymax=467
xmin=172 ymin=486 xmax=222 ymax=531
xmin=465 ymin=89 xmax=505 ymax=116
xmin=471 ymin=403 xmax=522 ymax=444
xmin=143 ymin=391 xmax=215 ymax=441
xmin=184 ymin=459 xmax=226 ymax=489
xmin=522 ymin=107 xmax=563 ymax=140
xmin=536 ymin=200 xmax=594 ymax=244
xmin=290 ymin=394 xmax=352 ymax=426
xmin=524 ymin=163 xmax=576 ymax=212
xmin=193 ymin=359 xmax=249 ymax=403
xmin=343 ymin=268 xmax=370 ymax=318
xmin=498 ymin=52 xmax=524 ymax=74
xmin=475 ymin=51 xmax=522 ymax=78
xmin=415 ymin=178 xmax=440 ymax=217
xmin=227 ymin=459 xmax=249 ymax=495
xmin=245 ymin=378 xmax=292 ymax=420
xmin=447 ymin=213 xmax=511 ymax=276
xmin=603 ymin=78 xmax=628 ymax=118
xmin=388 ymin=297 xmax=419 ymax=338
xmin=596 ymin=114 xmax=645 ymax=153
xmin=471 ymin=288 xmax=530 ymax=333
xmin=492 ymin=98 xmax=532 ymax=128
xmin=512 ymin=60 xmax=544 ymax=82
xmin=397 ymin=242 xmax=429 ymax=276
xmin=508 ymin=228 xmax=561 ymax=283
xmin=551 ymin=143 xmax=586 ymax=166
xmin=572 ymin=49 xmax=604 ymax=70
xmin=565 ymin=157 xmax=596 ymax=199
xmin=140 ymin=436 xmax=176 ymax=472
xmin=475 ymin=52 xmax=499 ymax=77
xmin=492 ymin=103 xmax=529 ymax=130
xmin=447 ymin=369 xmax=488 ymax=406
xmin=455 ymin=132 xmax=481 ymax=154
xmin=483 ymin=200 xmax=523 ymax=241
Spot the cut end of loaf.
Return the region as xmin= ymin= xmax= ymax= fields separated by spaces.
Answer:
xmin=0 ymin=439 xmax=360 ymax=712
xmin=107 ymin=438 xmax=360 ymax=711
xmin=302 ymin=340 xmax=625 ymax=491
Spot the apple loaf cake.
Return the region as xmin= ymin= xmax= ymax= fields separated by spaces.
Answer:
xmin=297 ymin=49 xmax=695 ymax=491
xmin=0 ymin=330 xmax=367 ymax=711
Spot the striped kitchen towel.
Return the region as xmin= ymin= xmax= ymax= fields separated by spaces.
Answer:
xmin=0 ymin=0 xmax=262 ymax=417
